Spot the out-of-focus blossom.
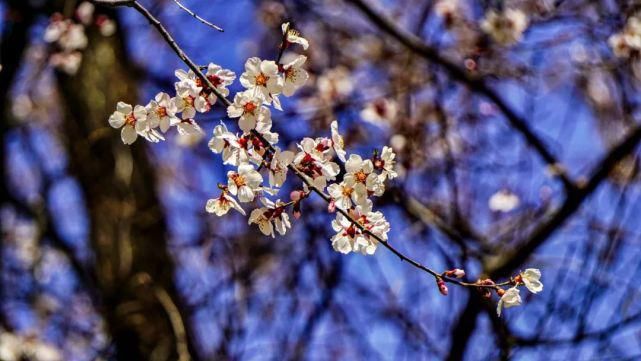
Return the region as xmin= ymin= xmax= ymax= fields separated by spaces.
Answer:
xmin=360 ymin=98 xmax=398 ymax=127
xmin=317 ymin=66 xmax=353 ymax=100
xmin=282 ymin=22 xmax=309 ymax=49
xmin=481 ymin=8 xmax=528 ymax=46
xmin=488 ymin=189 xmax=520 ymax=212
xmin=75 ymin=2 xmax=95 ymax=25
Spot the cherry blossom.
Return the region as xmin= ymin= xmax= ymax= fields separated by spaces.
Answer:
xmin=521 ymin=268 xmax=543 ymax=294
xmin=268 ymin=148 xmax=294 ymax=188
xmin=331 ymin=202 xmax=390 ymax=255
xmin=240 ymin=57 xmax=283 ymax=105
xmin=282 ymin=22 xmax=309 ymax=50
xmin=293 ymin=137 xmax=340 ymax=190
xmin=344 ymin=154 xmax=385 ymax=201
xmin=108 ymin=102 xmax=148 ymax=145
xmin=248 ymin=198 xmax=292 ymax=237
xmin=227 ymin=90 xmax=272 ymax=132
xmin=208 ymin=123 xmax=244 ymax=166
xmin=174 ymin=79 xmax=209 ymax=119
xmin=281 ymin=55 xmax=309 ymax=97
xmin=206 ymin=190 xmax=245 ymax=216
xmin=204 ymin=63 xmax=236 ymax=100
xmin=327 ymin=177 xmax=359 ymax=210
xmin=330 ymin=120 xmax=347 ymax=162
xmin=227 ymin=163 xmax=263 ymax=203
xmin=146 ymin=92 xmax=179 ymax=133
xmin=497 ymin=286 xmax=522 ymax=317
xmin=374 ymin=146 xmax=398 ymax=180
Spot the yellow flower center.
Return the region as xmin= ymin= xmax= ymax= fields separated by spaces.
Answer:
xmin=355 ymin=170 xmax=367 ymax=183
xmin=125 ymin=112 xmax=136 ymax=126
xmin=255 ymin=73 xmax=269 ymax=86
xmin=231 ymin=173 xmax=246 ymax=187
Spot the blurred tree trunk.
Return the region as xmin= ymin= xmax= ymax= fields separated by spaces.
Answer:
xmin=54 ymin=14 xmax=197 ymax=361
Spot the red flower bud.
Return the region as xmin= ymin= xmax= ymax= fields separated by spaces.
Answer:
xmin=437 ymin=278 xmax=448 ymax=296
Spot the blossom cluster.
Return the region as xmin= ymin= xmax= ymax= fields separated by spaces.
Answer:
xmin=106 ymin=22 xmax=394 ymax=255
xmin=609 ymin=14 xmax=641 ymax=58
xmin=106 ymin=20 xmax=542 ymax=315
xmin=44 ymin=2 xmax=116 ymax=75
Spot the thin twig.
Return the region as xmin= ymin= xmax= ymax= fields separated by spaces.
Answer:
xmin=172 ymin=0 xmax=223 ymax=32
xmin=94 ymin=0 xmax=514 ymax=290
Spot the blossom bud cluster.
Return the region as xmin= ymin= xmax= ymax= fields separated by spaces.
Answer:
xmin=44 ymin=2 xmax=116 ymax=75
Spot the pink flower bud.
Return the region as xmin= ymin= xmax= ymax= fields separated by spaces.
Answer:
xmin=290 ymin=190 xmax=302 ymax=202
xmin=328 ymin=199 xmax=336 ymax=213
xmin=437 ymin=279 xmax=448 ymax=296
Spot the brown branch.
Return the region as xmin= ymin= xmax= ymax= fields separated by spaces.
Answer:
xmin=172 ymin=0 xmax=223 ymax=32
xmin=345 ymin=0 xmax=577 ymax=194
xmin=95 ymin=0 xmax=512 ymax=290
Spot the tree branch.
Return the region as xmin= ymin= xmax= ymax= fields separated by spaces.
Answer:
xmin=345 ymin=0 xmax=577 ymax=193
xmin=95 ymin=0 xmax=511 ymax=290
xmin=488 ymin=123 xmax=641 ymax=278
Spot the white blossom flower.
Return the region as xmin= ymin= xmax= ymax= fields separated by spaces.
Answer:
xmin=206 ymin=191 xmax=245 ymax=216
xmin=175 ymin=79 xmax=209 ymax=119
xmin=488 ymin=189 xmax=520 ymax=212
xmin=282 ymin=22 xmax=309 ymax=50
xmin=330 ymin=202 xmax=390 ymax=255
xmin=481 ymin=8 xmax=528 ymax=46
xmin=248 ymin=198 xmax=292 ymax=237
xmin=204 ymin=63 xmax=236 ymax=100
xmin=146 ymin=92 xmax=179 ymax=132
xmin=227 ymin=90 xmax=272 ymax=133
xmin=293 ymin=137 xmax=340 ymax=190
xmin=497 ymin=286 xmax=522 ymax=317
xmin=240 ymin=57 xmax=283 ymax=103
xmin=208 ymin=122 xmax=246 ymax=166
xmin=327 ymin=177 xmax=359 ymax=210
xmin=521 ymin=268 xmax=543 ymax=294
xmin=268 ymin=148 xmax=294 ymax=188
xmin=330 ymin=120 xmax=347 ymax=162
xmin=108 ymin=102 xmax=148 ymax=145
xmin=374 ymin=146 xmax=398 ymax=180
xmin=344 ymin=154 xmax=385 ymax=201
xmin=176 ymin=119 xmax=204 ymax=136
xmin=140 ymin=128 xmax=165 ymax=143
xmin=227 ymin=163 xmax=263 ymax=202
xmin=281 ymin=55 xmax=309 ymax=97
